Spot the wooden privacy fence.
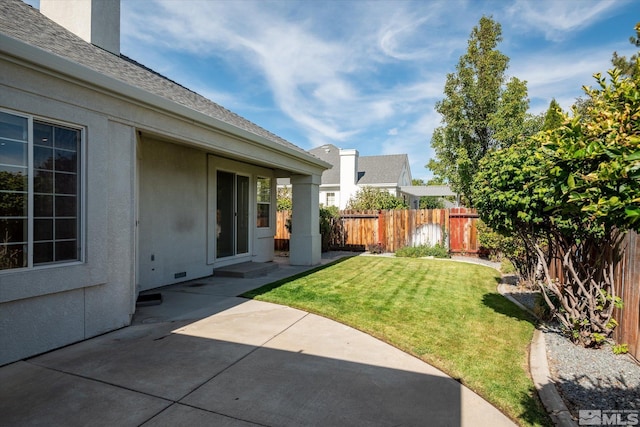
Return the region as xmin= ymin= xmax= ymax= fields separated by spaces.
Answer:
xmin=613 ymin=231 xmax=640 ymax=360
xmin=274 ymin=211 xmax=290 ymax=251
xmin=275 ymin=208 xmax=480 ymax=254
xmin=546 ymin=231 xmax=640 ymax=360
xmin=276 ymin=210 xmax=639 ymax=357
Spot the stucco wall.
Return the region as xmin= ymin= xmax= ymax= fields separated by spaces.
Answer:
xmin=0 ymin=60 xmax=136 ymax=365
xmin=137 ymin=139 xmax=277 ymax=291
xmin=138 ymin=137 xmax=210 ymax=290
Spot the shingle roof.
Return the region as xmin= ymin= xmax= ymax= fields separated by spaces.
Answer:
xmin=357 ymin=155 xmax=408 ymax=185
xmin=308 ymin=144 xmax=408 ymax=186
xmin=0 ymin=0 xmax=310 ymax=157
xmin=308 ymin=144 xmax=341 ymax=185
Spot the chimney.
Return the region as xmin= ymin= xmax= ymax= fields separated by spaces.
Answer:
xmin=339 ymin=148 xmax=359 ymax=209
xmin=41 ymin=0 xmax=121 ymax=55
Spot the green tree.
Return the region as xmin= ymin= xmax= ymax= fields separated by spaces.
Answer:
xmin=611 ymin=22 xmax=640 ymax=78
xmin=428 ymin=16 xmax=529 ymax=205
xmin=346 ymin=187 xmax=408 ymax=210
xmin=572 ymin=22 xmax=640 ymax=123
xmin=473 ymin=64 xmax=640 ymax=347
xmin=523 ymin=112 xmax=545 ymax=138
xmin=277 ymin=187 xmax=292 ymax=211
xmin=472 ymin=138 xmax=548 ymax=286
xmin=489 ymin=77 xmax=530 ymax=148
xmin=543 ymin=67 xmax=640 ymax=233
xmin=542 ymin=99 xmax=564 ymax=131
xmin=418 ymin=197 xmax=445 ymax=209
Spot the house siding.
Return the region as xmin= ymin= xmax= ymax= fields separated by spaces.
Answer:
xmin=0 ymin=3 xmax=327 ymax=365
xmin=137 ymin=137 xmax=210 ymax=290
xmin=0 ymin=58 xmax=136 ymax=365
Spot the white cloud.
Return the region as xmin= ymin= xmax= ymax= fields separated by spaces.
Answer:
xmin=378 ymin=9 xmax=459 ymax=61
xmin=377 ymin=109 xmax=442 ymax=180
xmin=121 ymin=0 xmax=459 ymax=146
xmin=116 ymin=0 xmax=636 ymax=180
xmin=510 ymin=41 xmax=638 ymax=113
xmin=505 ymin=0 xmax=630 ymax=42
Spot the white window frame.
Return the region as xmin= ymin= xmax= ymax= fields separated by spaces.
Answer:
xmin=256 ymin=176 xmax=271 ymax=228
xmin=326 ymin=192 xmax=336 ymax=207
xmin=0 ymin=108 xmax=85 ymax=273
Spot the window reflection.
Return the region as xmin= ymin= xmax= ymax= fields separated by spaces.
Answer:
xmin=0 ymin=112 xmax=81 ymax=270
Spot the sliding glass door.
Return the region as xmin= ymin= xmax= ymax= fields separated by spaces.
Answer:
xmin=216 ymin=171 xmax=249 ymax=259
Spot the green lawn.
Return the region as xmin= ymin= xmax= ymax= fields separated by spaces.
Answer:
xmin=244 ymin=256 xmax=550 ymax=427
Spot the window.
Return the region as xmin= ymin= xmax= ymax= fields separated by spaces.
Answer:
xmin=256 ymin=177 xmax=271 ymax=228
xmin=326 ymin=192 xmax=336 ymax=207
xmin=0 ymin=110 xmax=82 ymax=271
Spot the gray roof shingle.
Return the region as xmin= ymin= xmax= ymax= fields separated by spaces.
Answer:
xmin=0 ymin=0 xmax=310 ymax=157
xmin=357 ymin=154 xmax=408 ymax=185
xmin=308 ymin=144 xmax=341 ymax=185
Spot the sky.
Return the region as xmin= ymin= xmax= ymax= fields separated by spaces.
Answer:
xmin=24 ymin=0 xmax=640 ymax=181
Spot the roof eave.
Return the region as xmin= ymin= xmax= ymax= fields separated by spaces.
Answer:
xmin=0 ymin=32 xmax=331 ymax=172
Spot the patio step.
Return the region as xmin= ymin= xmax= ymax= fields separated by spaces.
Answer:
xmin=213 ymin=261 xmax=279 ymax=278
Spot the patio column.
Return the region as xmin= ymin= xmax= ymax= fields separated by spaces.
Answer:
xmin=289 ymin=173 xmax=322 ymax=265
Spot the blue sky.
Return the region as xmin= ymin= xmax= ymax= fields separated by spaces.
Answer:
xmin=25 ymin=0 xmax=640 ymax=181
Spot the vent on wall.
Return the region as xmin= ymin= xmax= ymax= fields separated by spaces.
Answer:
xmin=174 ymin=272 xmax=186 ymax=279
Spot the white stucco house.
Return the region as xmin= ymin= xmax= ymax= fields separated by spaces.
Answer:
xmin=278 ymin=144 xmax=414 ymax=209
xmin=0 ymin=0 xmax=330 ymax=366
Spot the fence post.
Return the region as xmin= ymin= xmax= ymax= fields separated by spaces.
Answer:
xmin=378 ymin=210 xmax=386 ymax=252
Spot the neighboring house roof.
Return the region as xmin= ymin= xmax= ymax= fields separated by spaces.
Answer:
xmin=0 ymin=0 xmax=320 ymax=163
xmin=308 ymin=145 xmax=341 ymax=185
xmin=399 ymin=185 xmax=457 ymax=197
xmin=308 ymin=144 xmax=409 ymax=186
xmin=357 ymin=155 xmax=408 ymax=185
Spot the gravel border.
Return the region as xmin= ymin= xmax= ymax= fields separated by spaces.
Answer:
xmin=502 ymin=283 xmax=640 ymax=423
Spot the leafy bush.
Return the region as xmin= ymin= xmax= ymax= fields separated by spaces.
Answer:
xmin=476 ymin=218 xmax=538 ymax=286
xmin=472 ymin=64 xmax=640 ymax=347
xmin=419 ymin=196 xmax=445 ymax=209
xmin=346 ymin=186 xmax=408 ymax=210
xmin=277 ymin=187 xmax=292 ymax=211
xmin=395 ymin=243 xmax=449 ymax=258
xmin=319 ymin=206 xmax=342 ymax=252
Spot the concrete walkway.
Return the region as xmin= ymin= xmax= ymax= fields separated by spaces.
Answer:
xmin=0 ymin=253 xmax=515 ymax=427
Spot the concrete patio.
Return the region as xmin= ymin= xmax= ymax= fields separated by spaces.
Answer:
xmin=0 ymin=253 xmax=515 ymax=426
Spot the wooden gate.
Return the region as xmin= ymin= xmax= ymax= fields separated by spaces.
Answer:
xmin=448 ymin=208 xmax=479 ymax=255
xmin=339 ymin=210 xmax=379 ymax=250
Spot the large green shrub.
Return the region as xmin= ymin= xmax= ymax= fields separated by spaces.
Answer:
xmin=472 ymin=64 xmax=640 ymax=347
xmin=277 ymin=187 xmax=292 ymax=211
xmin=319 ymin=206 xmax=342 ymax=252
